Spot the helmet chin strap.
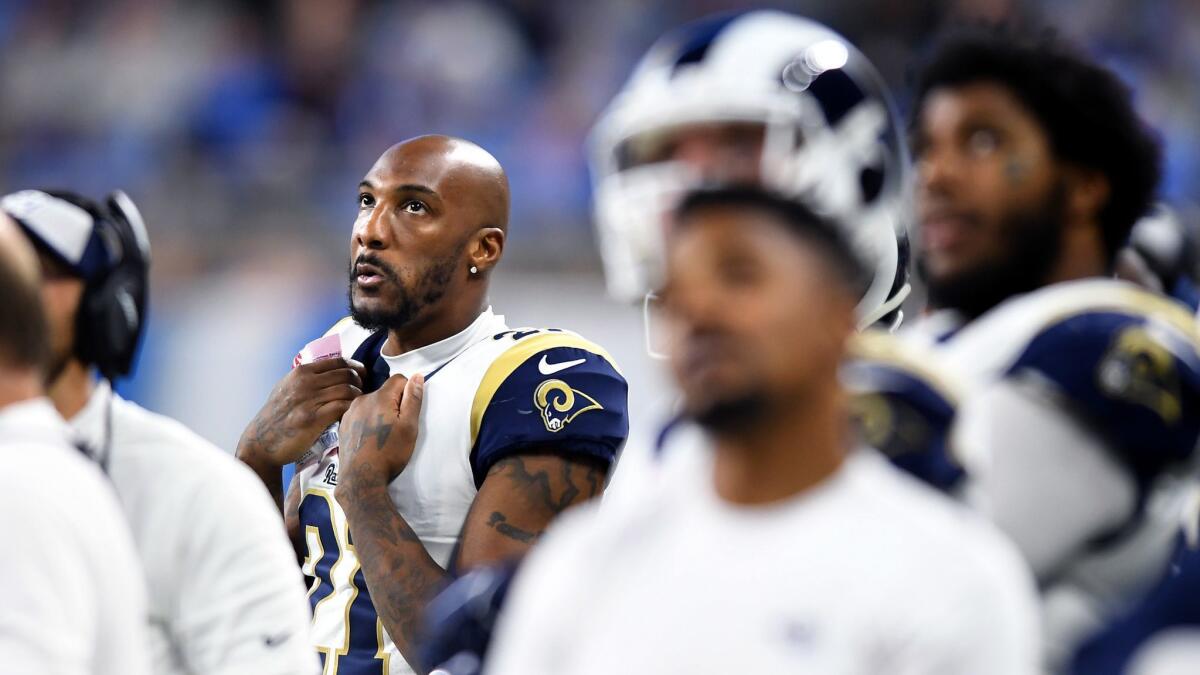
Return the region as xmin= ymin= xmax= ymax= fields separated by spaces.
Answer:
xmin=642 ymin=291 xmax=669 ymax=361
xmin=858 ymin=282 xmax=911 ymax=331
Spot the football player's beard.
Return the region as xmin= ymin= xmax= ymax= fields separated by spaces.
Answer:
xmin=348 ymin=254 xmax=458 ymax=333
xmin=920 ymin=180 xmax=1068 ymax=321
xmin=689 ymin=389 xmax=774 ymax=437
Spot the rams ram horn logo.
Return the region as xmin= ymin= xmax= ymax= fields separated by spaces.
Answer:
xmin=1097 ymin=325 xmax=1182 ymax=424
xmin=534 ymin=379 xmax=603 ymax=432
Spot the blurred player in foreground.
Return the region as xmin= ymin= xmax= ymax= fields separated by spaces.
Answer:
xmin=588 ymin=10 xmax=964 ymax=494
xmin=485 ymin=187 xmax=1039 ymax=675
xmin=1 ymin=189 xmax=318 ymax=675
xmin=0 ymin=212 xmax=150 ymax=675
xmin=236 ymin=135 xmax=629 ymax=674
xmin=908 ymin=26 xmax=1200 ymax=668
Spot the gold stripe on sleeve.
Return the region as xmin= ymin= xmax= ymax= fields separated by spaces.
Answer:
xmin=469 ymin=333 xmax=619 ymax=447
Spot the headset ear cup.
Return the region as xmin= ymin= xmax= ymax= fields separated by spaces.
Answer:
xmin=73 ymin=280 xmax=107 ymax=375
xmin=102 ymin=270 xmax=143 ymax=378
xmin=75 ymin=269 xmax=143 ymax=379
xmin=66 ymin=194 xmax=150 ymax=381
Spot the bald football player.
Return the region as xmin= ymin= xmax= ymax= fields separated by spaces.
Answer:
xmin=238 ymin=135 xmax=629 ymax=675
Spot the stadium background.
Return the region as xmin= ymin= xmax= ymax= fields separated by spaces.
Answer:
xmin=2 ymin=0 xmax=1197 ymax=454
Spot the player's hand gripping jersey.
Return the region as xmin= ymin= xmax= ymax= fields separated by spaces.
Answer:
xmin=913 ymin=279 xmax=1200 ymax=666
xmin=294 ymin=309 xmax=628 ymax=675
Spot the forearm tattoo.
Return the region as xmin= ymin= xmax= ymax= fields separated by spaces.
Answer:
xmin=340 ymin=483 xmax=447 ymax=672
xmin=482 ymin=455 xmax=607 ymax=544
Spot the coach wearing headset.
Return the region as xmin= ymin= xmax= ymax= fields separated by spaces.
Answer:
xmin=1 ymin=190 xmax=319 ymax=675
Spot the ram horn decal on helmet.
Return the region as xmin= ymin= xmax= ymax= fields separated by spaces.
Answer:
xmin=588 ymin=10 xmax=911 ymax=330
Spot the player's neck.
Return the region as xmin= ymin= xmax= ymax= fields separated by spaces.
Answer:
xmin=1046 ymin=220 xmax=1107 ymax=285
xmin=381 ymin=296 xmax=488 ymax=357
xmin=47 ymin=358 xmax=95 ymax=421
xmin=0 ymin=366 xmax=43 ymax=409
xmin=711 ymin=384 xmax=849 ymax=506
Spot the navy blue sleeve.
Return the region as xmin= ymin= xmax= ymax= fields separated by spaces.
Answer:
xmin=1069 ymin=534 xmax=1200 ymax=675
xmin=1007 ymin=311 xmax=1200 ymax=482
xmin=469 ymin=340 xmax=629 ymax=488
xmin=845 ymin=359 xmax=964 ymax=493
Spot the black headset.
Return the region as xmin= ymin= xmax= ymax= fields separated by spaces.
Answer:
xmin=74 ymin=190 xmax=151 ymax=380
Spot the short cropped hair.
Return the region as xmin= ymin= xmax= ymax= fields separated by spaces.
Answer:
xmin=0 ymin=242 xmax=49 ymax=372
xmin=674 ymin=186 xmax=869 ymax=296
xmin=911 ymin=23 xmax=1162 ymax=265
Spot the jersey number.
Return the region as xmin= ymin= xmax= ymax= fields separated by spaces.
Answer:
xmin=301 ymin=490 xmax=392 ymax=674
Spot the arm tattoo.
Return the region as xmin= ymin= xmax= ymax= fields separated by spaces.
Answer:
xmin=247 ymin=390 xmax=308 ymax=454
xmin=494 ymin=454 xmax=606 ymax=514
xmin=486 ymin=511 xmax=538 ymax=543
xmin=339 ymin=483 xmax=446 ymax=674
xmin=456 ymin=454 xmax=607 ymax=569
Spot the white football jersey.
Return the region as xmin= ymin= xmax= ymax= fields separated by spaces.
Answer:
xmin=908 ymin=279 xmax=1200 ymax=667
xmin=296 ymin=308 xmax=629 ymax=675
xmin=488 ymin=446 xmax=1040 ymax=675
xmin=71 ymin=381 xmax=319 ymax=675
xmin=0 ymin=398 xmax=151 ymax=675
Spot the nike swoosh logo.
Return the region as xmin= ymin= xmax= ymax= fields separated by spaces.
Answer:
xmin=263 ymin=630 xmax=292 ymax=648
xmin=539 ymin=355 xmax=586 ymax=375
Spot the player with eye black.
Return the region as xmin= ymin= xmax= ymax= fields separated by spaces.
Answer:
xmin=907 ymin=25 xmax=1200 ymax=669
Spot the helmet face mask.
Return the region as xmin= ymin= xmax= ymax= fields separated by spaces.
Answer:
xmin=589 ymin=10 xmax=911 ymax=329
xmin=613 ymin=121 xmax=769 ymax=178
xmin=592 ymin=160 xmax=695 ymax=301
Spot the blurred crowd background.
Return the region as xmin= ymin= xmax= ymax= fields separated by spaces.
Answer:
xmin=3 ymin=0 xmax=1198 ymax=452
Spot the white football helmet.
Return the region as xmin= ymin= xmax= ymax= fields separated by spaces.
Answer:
xmin=589 ymin=10 xmax=911 ymax=329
